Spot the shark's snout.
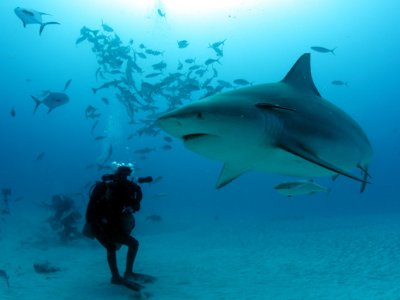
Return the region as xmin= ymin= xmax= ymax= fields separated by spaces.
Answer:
xmin=156 ymin=115 xmax=188 ymax=138
xmin=157 ymin=116 xmax=182 ymax=128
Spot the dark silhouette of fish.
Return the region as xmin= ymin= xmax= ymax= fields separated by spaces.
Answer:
xmin=63 ymin=79 xmax=72 ymax=92
xmin=274 ymin=179 xmax=331 ymax=197
xmin=85 ymin=105 xmax=101 ymax=119
xmin=233 ymin=79 xmax=252 ymax=86
xmin=161 ymin=144 xmax=172 ymax=151
xmin=136 ymin=52 xmax=147 ymax=59
xmin=35 ymin=152 xmax=45 ymax=161
xmin=0 ymin=269 xmax=9 ymax=287
xmin=152 ymin=61 xmax=167 ymax=71
xmin=94 ymin=135 xmax=107 ymax=140
xmin=31 ymin=92 xmax=69 ymax=113
xmin=33 ymin=262 xmax=60 ymax=274
xmin=92 ymin=80 xmax=122 ymax=94
xmin=311 ymin=46 xmax=337 ymax=55
xmin=331 ymin=80 xmax=348 ymax=86
xmin=10 ymin=107 xmax=16 ymax=117
xmin=145 ymin=72 xmax=162 ymax=78
xmin=146 ymin=214 xmax=162 ymax=222
xmin=177 ymin=40 xmax=189 ymax=48
xmin=102 ymin=145 xmax=113 ymax=164
xmin=101 ymin=20 xmax=113 ymax=32
xmin=157 ymin=9 xmax=166 ymax=17
xmin=14 ymin=7 xmax=60 ymax=35
xmin=91 ymin=120 xmax=99 ymax=134
xmin=134 ymin=147 xmax=155 ymax=154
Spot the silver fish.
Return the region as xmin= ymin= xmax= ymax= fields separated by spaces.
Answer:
xmin=14 ymin=7 xmax=60 ymax=35
xmin=31 ymin=92 xmax=69 ymax=113
xmin=274 ymin=180 xmax=331 ymax=197
xmin=310 ymin=46 xmax=337 ymax=55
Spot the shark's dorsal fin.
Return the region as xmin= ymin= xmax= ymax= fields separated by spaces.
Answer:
xmin=281 ymin=53 xmax=321 ymax=97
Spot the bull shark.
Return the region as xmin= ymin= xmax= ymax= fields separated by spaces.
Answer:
xmin=14 ymin=7 xmax=60 ymax=35
xmin=156 ymin=53 xmax=373 ymax=192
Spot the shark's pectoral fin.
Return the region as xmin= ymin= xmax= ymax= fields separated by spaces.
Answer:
xmin=357 ymin=164 xmax=371 ymax=193
xmin=216 ymin=164 xmax=248 ymax=189
xmin=331 ymin=174 xmax=340 ymax=181
xmin=278 ymin=141 xmax=369 ymax=184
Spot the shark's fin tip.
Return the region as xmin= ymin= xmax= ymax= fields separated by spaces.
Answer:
xmin=281 ymin=53 xmax=321 ymax=97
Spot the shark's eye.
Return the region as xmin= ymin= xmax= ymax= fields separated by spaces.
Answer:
xmin=197 ymin=112 xmax=203 ymax=119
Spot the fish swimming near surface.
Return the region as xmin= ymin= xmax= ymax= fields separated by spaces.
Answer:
xmin=101 ymin=20 xmax=113 ymax=32
xmin=310 ymin=46 xmax=337 ymax=55
xmin=331 ymin=80 xmax=348 ymax=86
xmin=136 ymin=52 xmax=147 ymax=59
xmin=177 ymin=40 xmax=189 ymax=48
xmin=233 ymin=79 xmax=252 ymax=86
xmin=14 ymin=7 xmax=60 ymax=35
xmin=157 ymin=53 xmax=372 ymax=192
xmin=274 ymin=180 xmax=331 ymax=197
xmin=157 ymin=9 xmax=166 ymax=17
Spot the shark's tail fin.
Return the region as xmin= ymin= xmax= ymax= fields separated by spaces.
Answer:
xmin=92 ymin=88 xmax=97 ymax=94
xmin=39 ymin=22 xmax=60 ymax=35
xmin=331 ymin=47 xmax=337 ymax=55
xmin=31 ymin=96 xmax=41 ymax=113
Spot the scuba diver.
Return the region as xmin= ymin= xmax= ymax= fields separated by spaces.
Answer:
xmin=85 ymin=165 xmax=153 ymax=290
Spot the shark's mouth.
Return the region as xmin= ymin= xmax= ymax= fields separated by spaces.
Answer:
xmin=182 ymin=133 xmax=209 ymax=142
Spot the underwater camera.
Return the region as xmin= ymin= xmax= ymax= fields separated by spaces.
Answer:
xmin=102 ymin=174 xmax=116 ymax=182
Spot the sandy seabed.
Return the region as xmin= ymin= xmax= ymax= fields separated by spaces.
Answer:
xmin=1 ymin=210 xmax=400 ymax=300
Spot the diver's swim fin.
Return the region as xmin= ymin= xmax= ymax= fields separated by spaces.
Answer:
xmin=122 ymin=280 xmax=144 ymax=291
xmin=124 ymin=272 xmax=157 ymax=284
xmin=111 ymin=276 xmax=144 ymax=291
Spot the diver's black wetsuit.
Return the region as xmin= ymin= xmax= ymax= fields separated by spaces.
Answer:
xmin=86 ymin=177 xmax=142 ymax=279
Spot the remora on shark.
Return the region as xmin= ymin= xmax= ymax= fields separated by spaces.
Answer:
xmin=157 ymin=53 xmax=372 ymax=192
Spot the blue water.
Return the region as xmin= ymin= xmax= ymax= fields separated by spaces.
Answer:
xmin=1 ymin=0 xmax=400 ymax=298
